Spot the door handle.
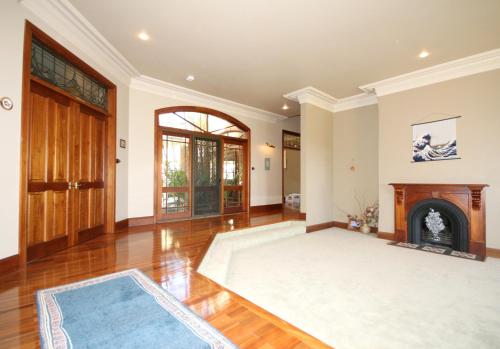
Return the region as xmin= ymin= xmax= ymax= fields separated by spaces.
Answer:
xmin=68 ymin=181 xmax=73 ymax=190
xmin=74 ymin=182 xmax=80 ymax=189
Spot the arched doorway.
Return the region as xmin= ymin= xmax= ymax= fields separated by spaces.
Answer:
xmin=154 ymin=106 xmax=250 ymax=222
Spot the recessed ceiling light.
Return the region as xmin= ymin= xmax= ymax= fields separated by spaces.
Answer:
xmin=138 ymin=31 xmax=150 ymax=41
xmin=186 ymin=75 xmax=195 ymax=82
xmin=282 ymin=104 xmax=289 ymax=110
xmin=419 ymin=50 xmax=430 ymax=59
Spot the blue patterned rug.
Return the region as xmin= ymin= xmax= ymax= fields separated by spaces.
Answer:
xmin=36 ymin=269 xmax=237 ymax=349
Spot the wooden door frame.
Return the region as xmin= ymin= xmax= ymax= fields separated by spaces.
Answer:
xmin=221 ymin=138 xmax=248 ymax=214
xmin=154 ymin=106 xmax=251 ymax=223
xmin=155 ymin=129 xmax=193 ymax=221
xmin=18 ymin=21 xmax=117 ymax=265
xmin=282 ymin=130 xmax=301 ymax=204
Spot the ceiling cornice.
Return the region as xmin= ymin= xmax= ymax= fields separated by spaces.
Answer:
xmin=360 ymin=48 xmax=500 ymax=96
xmin=334 ymin=93 xmax=378 ymax=113
xmin=131 ymin=75 xmax=288 ymax=123
xmin=284 ymin=87 xmax=377 ymax=113
xmin=21 ymin=0 xmax=140 ymax=85
xmin=284 ymin=86 xmax=338 ymax=113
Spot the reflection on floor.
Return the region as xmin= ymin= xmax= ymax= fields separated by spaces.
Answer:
xmin=0 ymin=209 xmax=328 ymax=349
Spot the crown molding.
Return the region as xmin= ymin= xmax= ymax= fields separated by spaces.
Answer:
xmin=360 ymin=48 xmax=500 ymax=96
xmin=334 ymin=93 xmax=378 ymax=113
xmin=284 ymin=87 xmax=378 ymax=113
xmin=131 ymin=75 xmax=288 ymax=123
xmin=284 ymin=87 xmax=337 ymax=113
xmin=21 ymin=0 xmax=140 ymax=85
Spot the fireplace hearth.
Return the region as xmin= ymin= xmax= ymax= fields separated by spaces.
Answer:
xmin=390 ymin=183 xmax=488 ymax=260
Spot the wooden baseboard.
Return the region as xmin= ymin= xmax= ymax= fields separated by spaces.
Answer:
xmin=115 ymin=218 xmax=129 ymax=231
xmin=78 ymin=225 xmax=104 ymax=244
xmin=333 ymin=221 xmax=348 ymax=229
xmin=306 ymin=221 xmax=336 ymax=233
xmin=27 ymin=236 xmax=68 ymax=261
xmin=332 ymin=221 xmax=379 ymax=233
xmin=128 ymin=216 xmax=155 ymax=227
xmin=377 ymin=231 xmax=395 ymax=240
xmin=114 ymin=216 xmax=154 ymax=231
xmin=0 ymin=254 xmax=20 ymax=274
xmin=486 ymin=247 xmax=500 ymax=259
xmin=249 ymin=203 xmax=283 ymax=214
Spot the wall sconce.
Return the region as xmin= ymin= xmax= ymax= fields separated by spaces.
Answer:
xmin=265 ymin=142 xmax=276 ymax=148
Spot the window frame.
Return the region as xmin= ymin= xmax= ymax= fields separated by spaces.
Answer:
xmin=154 ymin=106 xmax=251 ymax=222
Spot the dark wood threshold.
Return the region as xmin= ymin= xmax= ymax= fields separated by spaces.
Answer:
xmin=0 ymin=254 xmax=20 ymax=274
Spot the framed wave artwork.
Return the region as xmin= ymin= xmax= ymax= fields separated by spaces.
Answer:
xmin=412 ymin=116 xmax=461 ymax=162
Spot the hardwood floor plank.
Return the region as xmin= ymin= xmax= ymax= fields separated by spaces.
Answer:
xmin=0 ymin=211 xmax=331 ymax=348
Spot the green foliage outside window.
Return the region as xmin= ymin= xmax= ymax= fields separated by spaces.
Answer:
xmin=166 ymin=167 xmax=188 ymax=187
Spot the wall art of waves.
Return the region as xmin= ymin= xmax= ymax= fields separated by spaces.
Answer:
xmin=413 ymin=133 xmax=457 ymax=162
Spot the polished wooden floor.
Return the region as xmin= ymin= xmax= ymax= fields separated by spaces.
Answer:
xmin=0 ymin=208 xmax=330 ymax=348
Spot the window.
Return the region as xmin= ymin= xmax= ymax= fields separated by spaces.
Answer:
xmin=223 ymin=142 xmax=245 ymax=212
xmin=159 ymin=111 xmax=247 ymax=139
xmin=155 ymin=107 xmax=249 ymax=220
xmin=31 ymin=39 xmax=108 ymax=110
xmin=161 ymin=134 xmax=190 ymax=216
xmin=224 ymin=143 xmax=244 ymax=186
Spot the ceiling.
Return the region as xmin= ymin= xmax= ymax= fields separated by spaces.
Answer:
xmin=69 ymin=0 xmax=500 ymax=116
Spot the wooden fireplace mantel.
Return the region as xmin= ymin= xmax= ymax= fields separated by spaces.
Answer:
xmin=389 ymin=183 xmax=488 ymax=259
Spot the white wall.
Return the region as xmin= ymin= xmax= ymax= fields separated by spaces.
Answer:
xmin=301 ymin=103 xmax=334 ymax=225
xmin=0 ymin=1 xmax=129 ymax=259
xmin=128 ymin=88 xmax=299 ymax=218
xmin=332 ymin=105 xmax=379 ymax=222
xmin=378 ymin=69 xmax=500 ymax=248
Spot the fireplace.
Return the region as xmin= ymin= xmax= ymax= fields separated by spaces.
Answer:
xmin=390 ymin=183 xmax=488 ymax=260
xmin=407 ymin=198 xmax=468 ymax=251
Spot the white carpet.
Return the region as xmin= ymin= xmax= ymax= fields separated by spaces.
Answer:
xmin=222 ymin=228 xmax=500 ymax=349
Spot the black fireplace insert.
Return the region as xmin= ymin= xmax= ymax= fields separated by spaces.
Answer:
xmin=407 ymin=198 xmax=469 ymax=251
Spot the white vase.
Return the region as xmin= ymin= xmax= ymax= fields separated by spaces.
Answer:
xmin=360 ymin=224 xmax=371 ymax=234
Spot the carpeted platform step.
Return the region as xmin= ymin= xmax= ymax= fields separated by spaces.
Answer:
xmin=198 ymin=220 xmax=306 ymax=285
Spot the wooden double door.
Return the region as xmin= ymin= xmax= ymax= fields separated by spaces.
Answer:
xmin=25 ymin=81 xmax=106 ymax=261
